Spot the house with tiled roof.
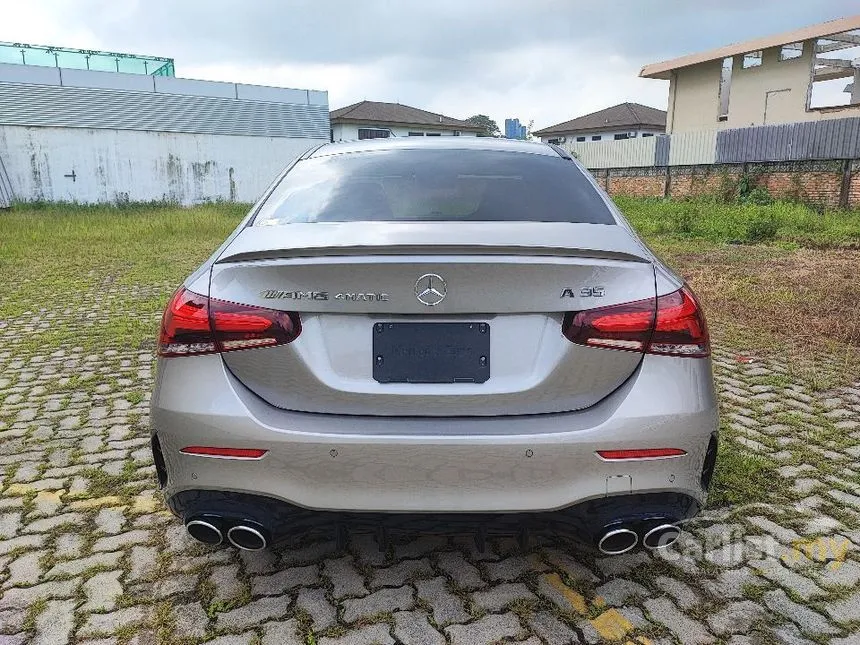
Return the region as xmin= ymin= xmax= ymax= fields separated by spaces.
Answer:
xmin=329 ymin=100 xmax=483 ymax=141
xmin=532 ymin=102 xmax=666 ymax=145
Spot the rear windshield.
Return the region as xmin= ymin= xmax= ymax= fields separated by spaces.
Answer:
xmin=253 ymin=148 xmax=615 ymax=226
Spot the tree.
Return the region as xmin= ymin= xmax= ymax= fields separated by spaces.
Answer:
xmin=465 ymin=114 xmax=501 ymax=138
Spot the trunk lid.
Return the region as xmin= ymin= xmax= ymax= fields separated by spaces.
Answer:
xmin=210 ymin=221 xmax=656 ymax=416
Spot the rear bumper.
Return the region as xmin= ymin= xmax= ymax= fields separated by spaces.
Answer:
xmin=166 ymin=489 xmax=702 ymax=548
xmin=151 ymin=352 xmax=718 ymax=513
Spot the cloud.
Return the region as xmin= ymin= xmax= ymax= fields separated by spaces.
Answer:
xmin=2 ymin=0 xmax=858 ymax=130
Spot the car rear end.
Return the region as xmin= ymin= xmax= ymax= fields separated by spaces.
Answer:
xmin=150 ymin=139 xmax=718 ymax=554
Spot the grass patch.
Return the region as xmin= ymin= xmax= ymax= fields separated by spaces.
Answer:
xmin=709 ymin=440 xmax=779 ymax=507
xmin=617 ymin=196 xmax=860 ymax=248
xmin=0 ymin=202 xmax=247 ymax=351
xmin=21 ymin=597 xmax=47 ymax=632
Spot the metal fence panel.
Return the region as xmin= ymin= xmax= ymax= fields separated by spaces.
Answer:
xmin=717 ymin=117 xmax=860 ymax=163
xmin=566 ymin=136 xmax=657 ymax=169
xmin=654 ymin=135 xmax=670 ymax=166
xmin=668 ymin=129 xmax=717 ymax=165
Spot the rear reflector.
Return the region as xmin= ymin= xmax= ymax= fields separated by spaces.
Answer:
xmin=158 ymin=288 xmax=301 ymax=357
xmin=562 ymin=285 xmax=709 ymax=358
xmin=180 ymin=446 xmax=268 ymax=459
xmin=597 ymin=448 xmax=687 ymax=460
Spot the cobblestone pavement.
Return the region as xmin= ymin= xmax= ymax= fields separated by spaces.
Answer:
xmin=1 ymin=305 xmax=860 ymax=644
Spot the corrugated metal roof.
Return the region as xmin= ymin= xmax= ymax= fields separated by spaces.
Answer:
xmin=330 ymin=100 xmax=483 ymax=131
xmin=640 ymin=15 xmax=860 ymax=79
xmin=0 ymin=82 xmax=330 ymax=139
xmin=532 ymin=103 xmax=666 ymax=137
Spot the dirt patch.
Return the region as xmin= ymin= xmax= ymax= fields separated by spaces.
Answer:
xmin=669 ymin=245 xmax=860 ymax=383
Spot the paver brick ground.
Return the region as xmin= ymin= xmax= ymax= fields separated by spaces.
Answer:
xmin=2 ymin=290 xmax=860 ymax=643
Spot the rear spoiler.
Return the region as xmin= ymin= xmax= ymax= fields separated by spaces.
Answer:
xmin=216 ymin=222 xmax=653 ymax=265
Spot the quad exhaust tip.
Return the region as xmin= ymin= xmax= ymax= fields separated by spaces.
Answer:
xmin=185 ymin=519 xmax=223 ymax=545
xmin=642 ymin=523 xmax=681 ymax=549
xmin=227 ymin=525 xmax=268 ymax=551
xmin=597 ymin=528 xmax=638 ymax=555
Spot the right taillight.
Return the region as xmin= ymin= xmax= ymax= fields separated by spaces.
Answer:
xmin=158 ymin=287 xmax=301 ymax=357
xmin=563 ymin=285 xmax=709 ymax=358
xmin=649 ymin=286 xmax=709 ymax=357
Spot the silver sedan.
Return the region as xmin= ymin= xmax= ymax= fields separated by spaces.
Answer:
xmin=150 ymin=137 xmax=718 ymax=555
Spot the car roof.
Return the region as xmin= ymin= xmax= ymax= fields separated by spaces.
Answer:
xmin=308 ymin=136 xmax=560 ymax=159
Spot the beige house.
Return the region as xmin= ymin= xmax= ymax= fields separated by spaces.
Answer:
xmin=640 ymin=16 xmax=860 ymax=133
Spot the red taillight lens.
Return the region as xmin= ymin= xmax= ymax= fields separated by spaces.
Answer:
xmin=563 ymin=297 xmax=655 ymax=352
xmin=159 ymin=289 xmax=216 ymax=356
xmin=158 ymin=288 xmax=301 ymax=357
xmin=649 ymin=286 xmax=709 ymax=357
xmin=210 ymin=299 xmax=301 ymax=352
xmin=562 ymin=285 xmax=709 ymax=358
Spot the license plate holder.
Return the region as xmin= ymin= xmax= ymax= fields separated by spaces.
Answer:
xmin=372 ymin=322 xmax=490 ymax=384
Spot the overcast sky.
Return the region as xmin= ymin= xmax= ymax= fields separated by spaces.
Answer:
xmin=3 ymin=1 xmax=859 ymax=131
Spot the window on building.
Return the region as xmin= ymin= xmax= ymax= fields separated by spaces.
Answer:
xmin=642 ymin=132 xmax=654 ymax=137
xmin=591 ymin=135 xmax=601 ymax=141
xmin=576 ymin=136 xmax=586 ymax=142
xmin=547 ymin=138 xmax=560 ymax=145
xmin=742 ymin=51 xmax=762 ymax=68
xmin=453 ymin=131 xmax=461 ymax=136
xmin=426 ymin=132 xmax=441 ymax=136
xmin=613 ymin=133 xmax=630 ymax=140
xmin=358 ymin=128 xmax=391 ymax=140
xmin=780 ymin=42 xmax=804 ymax=61
xmin=809 ymin=34 xmax=860 ymax=109
xmin=408 ymin=132 xmax=424 ymax=136
xmin=718 ymin=56 xmax=734 ymax=121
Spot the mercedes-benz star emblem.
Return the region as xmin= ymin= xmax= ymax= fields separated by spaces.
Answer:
xmin=414 ymin=273 xmax=447 ymax=306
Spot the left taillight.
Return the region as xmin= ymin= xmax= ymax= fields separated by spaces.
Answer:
xmin=158 ymin=288 xmax=301 ymax=357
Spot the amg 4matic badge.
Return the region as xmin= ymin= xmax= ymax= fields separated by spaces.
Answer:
xmin=260 ymin=290 xmax=390 ymax=302
xmin=561 ymin=287 xmax=605 ymax=298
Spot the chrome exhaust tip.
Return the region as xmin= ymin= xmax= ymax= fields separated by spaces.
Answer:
xmin=185 ymin=518 xmax=223 ymax=545
xmin=597 ymin=528 xmax=638 ymax=555
xmin=642 ymin=523 xmax=681 ymax=549
xmin=227 ymin=524 xmax=268 ymax=551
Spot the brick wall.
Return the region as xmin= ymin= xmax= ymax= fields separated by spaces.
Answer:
xmin=607 ymin=173 xmax=665 ymax=198
xmin=591 ymin=160 xmax=860 ymax=209
xmin=849 ymin=161 xmax=860 ymax=207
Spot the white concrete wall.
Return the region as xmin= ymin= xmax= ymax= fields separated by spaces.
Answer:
xmin=331 ymin=123 xmax=478 ymax=141
xmin=539 ymin=129 xmax=663 ymax=144
xmin=0 ymin=125 xmax=318 ymax=204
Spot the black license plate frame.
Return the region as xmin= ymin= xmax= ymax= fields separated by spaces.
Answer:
xmin=372 ymin=322 xmax=490 ymax=384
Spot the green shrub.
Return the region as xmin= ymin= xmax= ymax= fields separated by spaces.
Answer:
xmin=745 ymin=215 xmax=779 ymax=242
xmin=670 ymin=203 xmax=696 ymax=235
xmin=741 ymin=187 xmax=773 ymax=206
